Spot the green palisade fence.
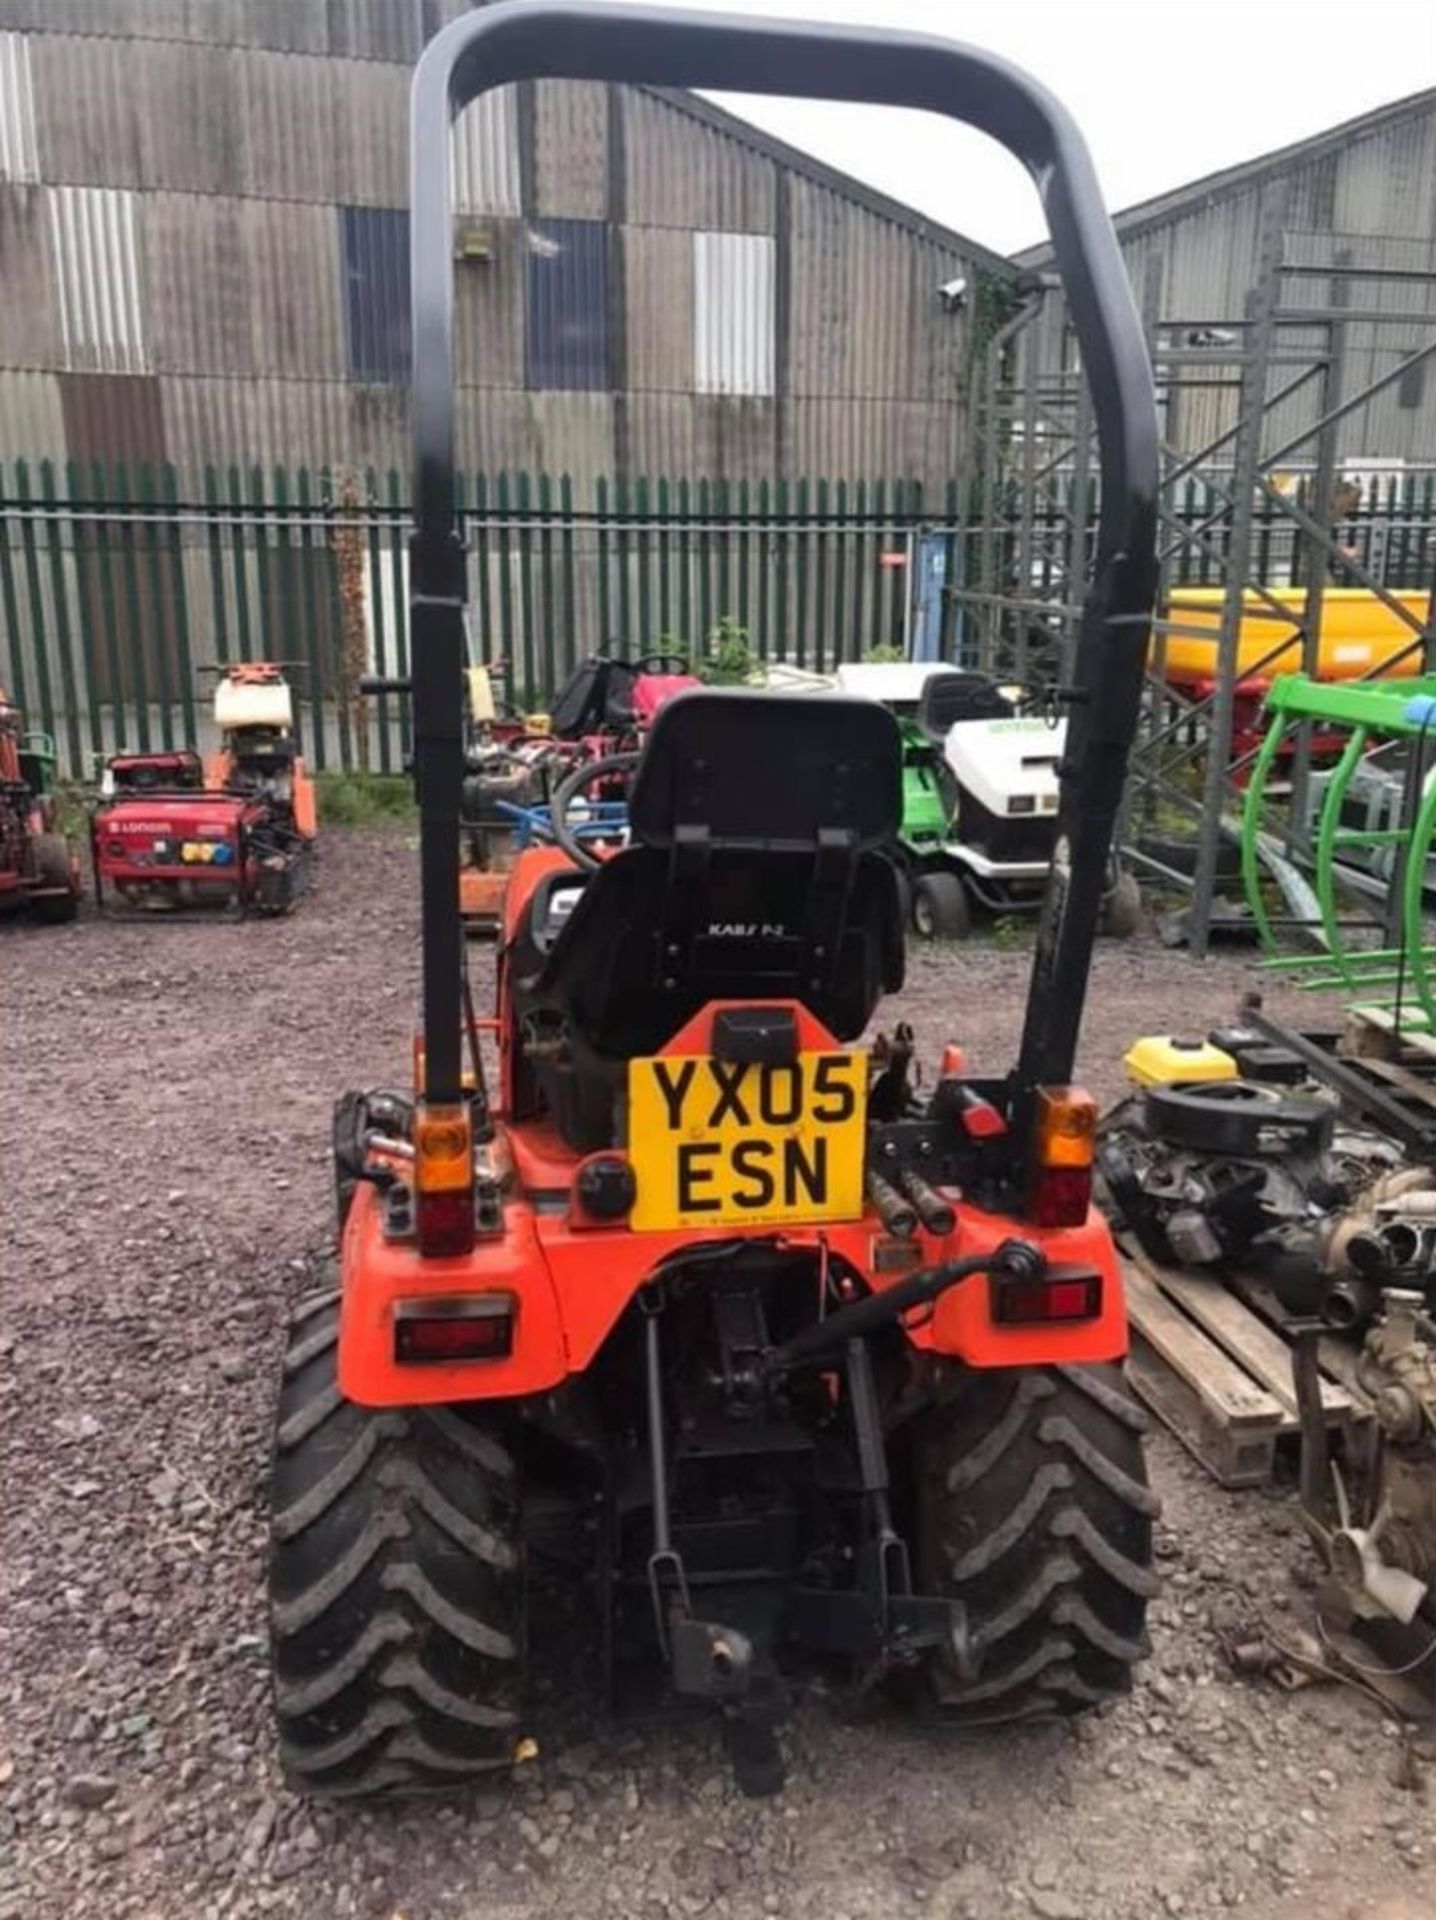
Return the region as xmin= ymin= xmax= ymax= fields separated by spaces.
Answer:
xmin=0 ymin=462 xmax=957 ymax=778
xmin=4 ymin=461 xmax=1432 ymax=780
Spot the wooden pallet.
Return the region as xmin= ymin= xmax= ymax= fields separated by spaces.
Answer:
xmin=1347 ymin=1003 xmax=1436 ymax=1062
xmin=1123 ymin=1250 xmax=1365 ymax=1488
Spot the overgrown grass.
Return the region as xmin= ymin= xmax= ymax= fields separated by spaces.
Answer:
xmin=314 ymin=771 xmax=415 ymax=826
xmin=52 ymin=782 xmax=90 ymax=838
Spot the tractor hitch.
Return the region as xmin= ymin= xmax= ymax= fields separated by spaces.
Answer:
xmin=784 ymin=1336 xmax=972 ymax=1688
xmin=637 ymin=1262 xmax=993 ymax=1795
xmin=642 ymin=1303 xmax=787 ymax=1795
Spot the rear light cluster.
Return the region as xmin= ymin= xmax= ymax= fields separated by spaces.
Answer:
xmin=394 ymin=1293 xmax=515 ymax=1363
xmin=1027 ymin=1085 xmax=1097 ymax=1228
xmin=413 ymin=1101 xmax=477 ymax=1258
xmin=992 ymin=1267 xmax=1102 ymax=1324
xmin=388 ymin=1096 xmax=520 ymax=1364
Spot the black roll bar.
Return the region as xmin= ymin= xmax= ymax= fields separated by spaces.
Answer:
xmin=408 ymin=1 xmax=1158 ymax=1117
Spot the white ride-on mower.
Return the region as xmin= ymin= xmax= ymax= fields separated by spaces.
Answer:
xmin=834 ymin=662 xmax=1142 ymax=940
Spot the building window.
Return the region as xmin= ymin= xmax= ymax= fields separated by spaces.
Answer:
xmin=49 ymin=187 xmax=147 ymax=373
xmin=340 ymin=206 xmax=411 ymax=382
xmin=1398 ymin=353 xmax=1425 ymax=412
xmin=693 ymin=231 xmax=775 ymax=398
xmin=0 ymin=32 xmax=38 ymax=184
xmin=524 ymin=218 xmax=611 ymax=392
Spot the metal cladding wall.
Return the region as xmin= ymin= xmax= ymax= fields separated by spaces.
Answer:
xmin=0 ymin=5 xmax=1000 ymax=496
xmin=1020 ymin=90 xmax=1436 ymax=464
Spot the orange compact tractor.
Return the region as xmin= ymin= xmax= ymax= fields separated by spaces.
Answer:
xmin=267 ymin=2 xmax=1161 ymax=1799
xmin=91 ymin=663 xmax=316 ymax=914
xmin=0 ymin=689 xmax=81 ymax=924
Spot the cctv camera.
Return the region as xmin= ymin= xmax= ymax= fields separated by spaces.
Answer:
xmin=937 ymin=275 xmax=968 ymax=312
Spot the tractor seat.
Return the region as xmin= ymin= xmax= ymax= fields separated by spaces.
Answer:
xmin=916 ymin=670 xmax=1015 ymax=741
xmin=548 ymin=656 xmax=637 ymax=738
xmin=508 ymin=690 xmax=905 ymax=1150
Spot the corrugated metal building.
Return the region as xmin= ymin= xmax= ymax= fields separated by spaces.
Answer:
xmin=0 ymin=0 xmax=1010 ymax=495
xmin=1015 ymin=88 xmax=1436 ymax=465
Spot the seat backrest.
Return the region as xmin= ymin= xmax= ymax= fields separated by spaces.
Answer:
xmin=548 ymin=656 xmax=642 ymax=738
xmin=627 ymin=689 xmax=902 ymax=850
xmin=509 ymin=692 xmax=905 ymax=1147
xmin=916 ymin=670 xmax=1015 ymax=740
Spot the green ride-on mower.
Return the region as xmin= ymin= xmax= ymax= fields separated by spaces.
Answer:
xmin=265 ymin=0 xmax=1161 ymax=1801
xmin=836 ymin=662 xmax=1143 ymax=940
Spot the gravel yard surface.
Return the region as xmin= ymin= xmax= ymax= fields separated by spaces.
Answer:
xmin=2 ymin=826 xmax=1432 ymax=1920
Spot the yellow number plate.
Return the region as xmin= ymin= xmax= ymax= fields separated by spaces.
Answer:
xmin=627 ymin=1050 xmax=867 ymax=1232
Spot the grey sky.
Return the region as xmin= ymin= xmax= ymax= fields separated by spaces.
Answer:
xmin=653 ymin=0 xmax=1436 ymax=253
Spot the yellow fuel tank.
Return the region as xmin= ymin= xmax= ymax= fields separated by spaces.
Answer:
xmin=1123 ymin=1036 xmax=1238 ymax=1087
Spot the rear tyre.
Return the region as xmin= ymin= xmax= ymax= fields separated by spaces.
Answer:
xmin=911 ymin=1363 xmax=1158 ymax=1721
xmin=29 ymin=833 xmax=79 ymax=923
xmin=911 ymin=870 xmax=972 ymax=941
xmin=268 ymin=1288 xmax=525 ymax=1798
xmin=1100 ymin=870 xmax=1142 ymax=940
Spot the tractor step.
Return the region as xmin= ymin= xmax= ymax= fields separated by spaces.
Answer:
xmin=1122 ymin=1248 xmax=1368 ymax=1488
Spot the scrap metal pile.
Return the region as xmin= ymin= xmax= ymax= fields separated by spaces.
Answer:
xmin=1100 ymin=1022 xmax=1436 ymax=1685
xmin=1099 ymin=1030 xmax=1436 ymax=1332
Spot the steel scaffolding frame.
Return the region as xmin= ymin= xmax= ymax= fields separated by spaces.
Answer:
xmin=952 ymin=219 xmax=1436 ymax=954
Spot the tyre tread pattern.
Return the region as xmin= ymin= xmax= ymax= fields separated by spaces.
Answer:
xmin=917 ymin=1363 xmax=1157 ymax=1723
xmin=268 ymin=1299 xmax=522 ymax=1798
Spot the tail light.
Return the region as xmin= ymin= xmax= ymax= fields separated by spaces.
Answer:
xmin=414 ymin=1101 xmax=475 ymax=1257
xmin=992 ymin=1266 xmax=1102 ymax=1324
xmin=394 ymin=1293 xmax=514 ymax=1362
xmin=1026 ymin=1085 xmax=1096 ymax=1227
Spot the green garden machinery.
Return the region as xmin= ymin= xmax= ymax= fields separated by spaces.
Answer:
xmin=1241 ymin=672 xmax=1436 ymax=1034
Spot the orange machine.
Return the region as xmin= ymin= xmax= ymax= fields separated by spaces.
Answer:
xmin=278 ymin=693 xmax=1155 ymax=1801
xmin=264 ymin=0 xmax=1160 ymax=1808
xmin=0 ymin=688 xmax=81 ymax=923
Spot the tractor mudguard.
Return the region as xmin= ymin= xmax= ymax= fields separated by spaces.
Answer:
xmin=337 ymin=1183 xmax=570 ymax=1405
xmin=335 ymin=988 xmax=1129 ymax=1408
xmin=335 ymin=1176 xmax=1128 ymax=1409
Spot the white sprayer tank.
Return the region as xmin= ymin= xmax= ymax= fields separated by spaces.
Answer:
xmin=214 ymin=675 xmax=293 ymax=733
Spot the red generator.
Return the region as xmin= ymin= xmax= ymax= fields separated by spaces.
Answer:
xmin=91 ymin=664 xmax=317 ymax=915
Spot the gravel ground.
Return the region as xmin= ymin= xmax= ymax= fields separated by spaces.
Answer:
xmin=2 ymin=826 xmax=1433 ymax=1920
